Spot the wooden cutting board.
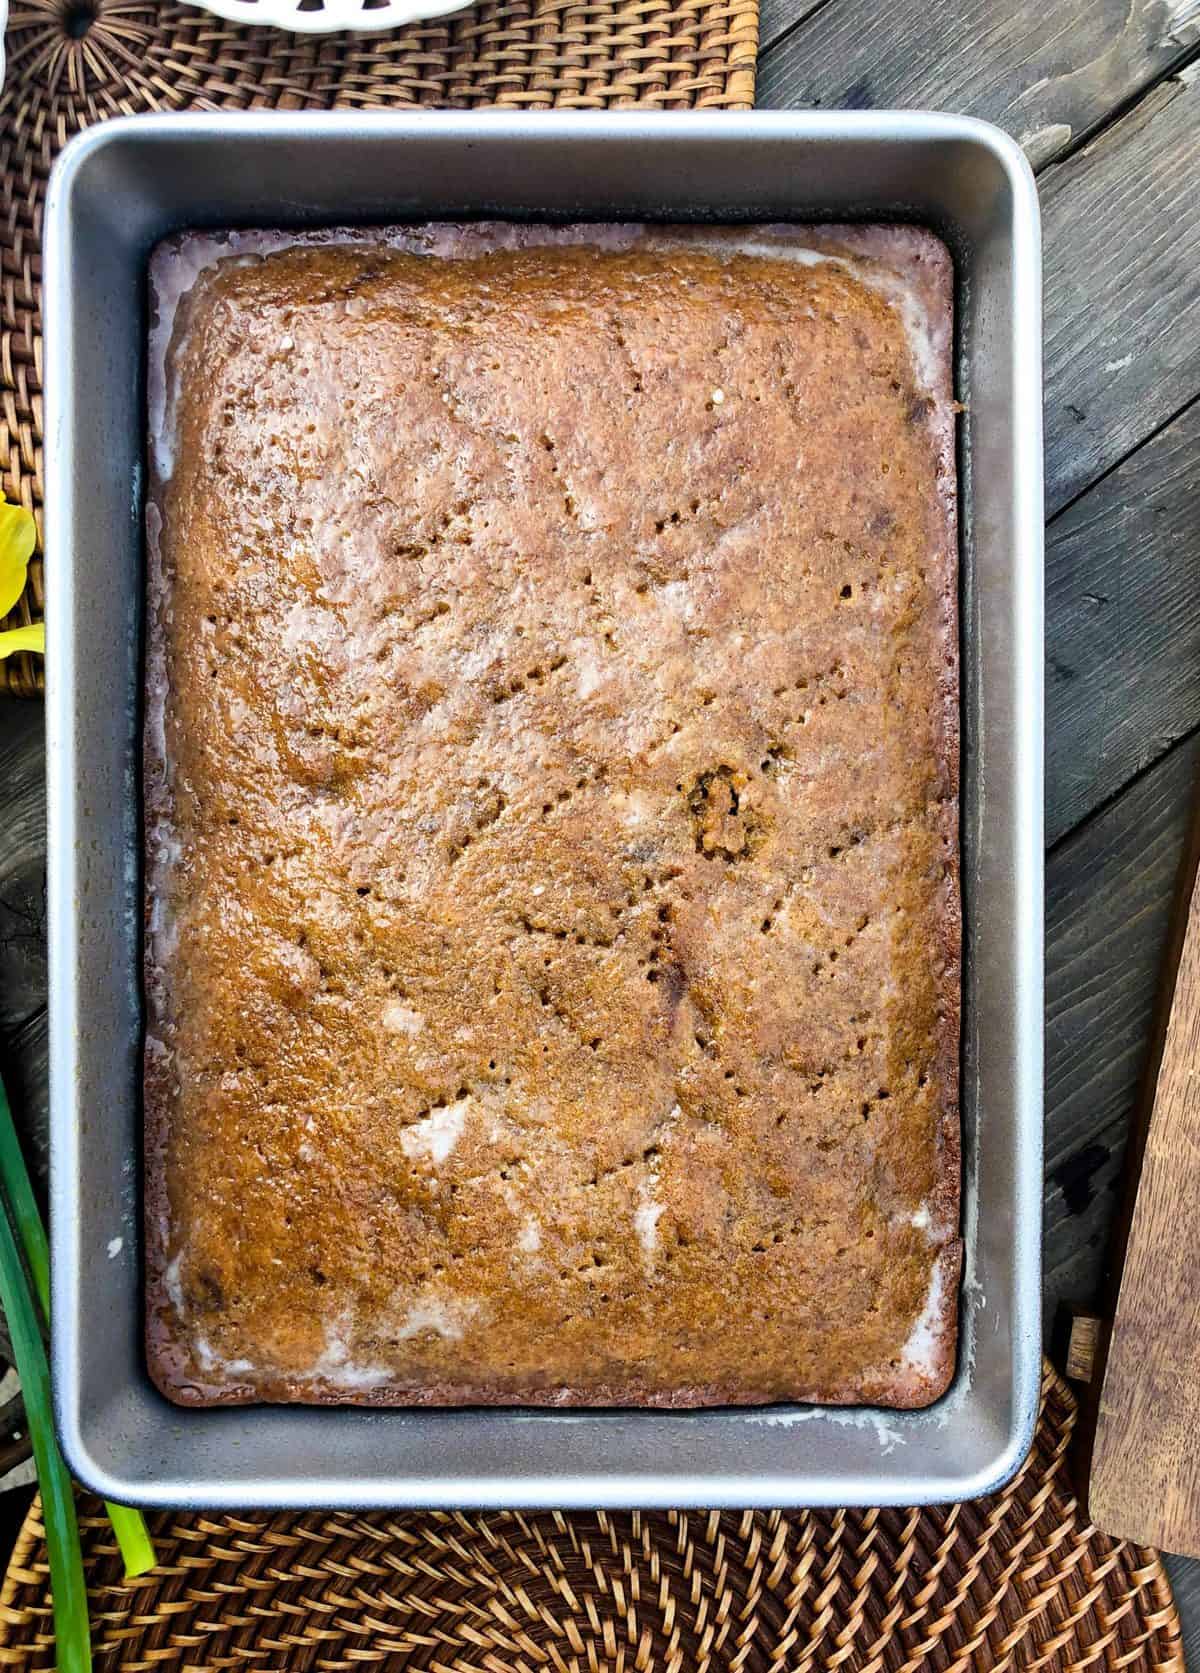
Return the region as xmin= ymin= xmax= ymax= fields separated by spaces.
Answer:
xmin=1078 ymin=830 xmax=1200 ymax=1555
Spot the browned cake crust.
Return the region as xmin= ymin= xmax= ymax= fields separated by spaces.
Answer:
xmin=144 ymin=224 xmax=960 ymax=1410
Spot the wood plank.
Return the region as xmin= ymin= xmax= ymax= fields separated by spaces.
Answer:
xmin=1044 ymin=730 xmax=1200 ymax=1325
xmin=0 ymin=1007 xmax=46 ymax=1369
xmin=755 ymin=0 xmax=830 ymax=59
xmin=0 ymin=700 xmax=44 ymax=1038
xmin=1040 ymin=67 xmax=1200 ymax=514
xmin=1086 ymin=823 xmax=1200 ymax=1554
xmin=1046 ymin=723 xmax=1200 ymax=1618
xmin=0 ymin=698 xmax=48 ymax=1372
xmin=1049 ymin=717 xmax=1200 ymax=1642
xmin=758 ymin=0 xmax=1200 ymax=169
xmin=2 ymin=1007 xmax=47 ymax=1203
xmin=1047 ymin=396 xmax=1200 ymax=846
xmin=1066 ymin=1312 xmax=1102 ymax=1381
xmin=1164 ymin=1555 xmax=1200 ymax=1670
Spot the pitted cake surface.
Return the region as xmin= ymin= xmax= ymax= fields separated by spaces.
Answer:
xmin=144 ymin=224 xmax=961 ymax=1408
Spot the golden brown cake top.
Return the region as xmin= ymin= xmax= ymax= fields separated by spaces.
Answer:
xmin=145 ymin=225 xmax=960 ymax=1408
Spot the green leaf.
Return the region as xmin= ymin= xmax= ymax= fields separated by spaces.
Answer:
xmin=0 ymin=1200 xmax=90 ymax=1672
xmin=0 ymin=623 xmax=44 ymax=659
xmin=0 ymin=498 xmax=36 ymax=621
xmin=103 ymin=1501 xmax=157 ymax=1581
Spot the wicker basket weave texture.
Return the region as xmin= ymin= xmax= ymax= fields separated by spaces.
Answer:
xmin=0 ymin=1364 xmax=1185 ymax=1672
xmin=0 ymin=0 xmax=759 ymax=694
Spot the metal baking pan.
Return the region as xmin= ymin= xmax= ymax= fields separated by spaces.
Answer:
xmin=44 ymin=110 xmax=1043 ymax=1510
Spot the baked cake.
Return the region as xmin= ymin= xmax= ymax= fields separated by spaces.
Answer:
xmin=144 ymin=224 xmax=961 ymax=1409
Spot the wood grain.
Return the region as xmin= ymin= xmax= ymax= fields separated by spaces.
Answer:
xmin=1088 ymin=831 xmax=1200 ymax=1553
xmin=758 ymin=0 xmax=1200 ymax=168
xmin=1047 ymin=396 xmax=1200 ymax=846
xmin=0 ymin=1006 xmax=45 ymax=1370
xmin=1066 ymin=1313 xmax=1102 ymax=1381
xmin=1041 ymin=67 xmax=1200 ymax=514
xmin=758 ymin=0 xmax=829 ymax=56
xmin=0 ymin=701 xmax=44 ymax=1039
xmin=0 ymin=700 xmax=46 ymax=1372
xmin=1044 ymin=730 xmax=1200 ymax=1326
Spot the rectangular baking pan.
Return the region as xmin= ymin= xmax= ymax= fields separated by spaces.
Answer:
xmin=44 ymin=110 xmax=1043 ymax=1510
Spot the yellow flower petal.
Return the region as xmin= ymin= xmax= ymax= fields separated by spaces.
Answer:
xmin=0 ymin=623 xmax=44 ymax=659
xmin=0 ymin=498 xmax=36 ymax=621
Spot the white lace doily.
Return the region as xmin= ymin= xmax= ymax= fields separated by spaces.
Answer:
xmin=185 ymin=0 xmax=473 ymax=32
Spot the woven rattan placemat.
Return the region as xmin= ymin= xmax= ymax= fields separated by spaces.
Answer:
xmin=0 ymin=1364 xmax=1185 ymax=1671
xmin=0 ymin=0 xmax=759 ymax=696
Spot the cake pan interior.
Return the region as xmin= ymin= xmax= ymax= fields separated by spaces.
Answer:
xmin=45 ymin=111 xmax=1042 ymax=1510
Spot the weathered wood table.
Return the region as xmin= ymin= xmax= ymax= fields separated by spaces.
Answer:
xmin=1 ymin=0 xmax=1198 ymax=1656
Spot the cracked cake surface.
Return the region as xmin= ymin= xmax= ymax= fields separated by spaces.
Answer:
xmin=144 ymin=223 xmax=961 ymax=1408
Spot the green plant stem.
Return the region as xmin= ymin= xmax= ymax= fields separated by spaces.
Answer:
xmin=0 ymin=1080 xmax=155 ymax=1580
xmin=0 ymin=1199 xmax=90 ymax=1672
xmin=102 ymin=1502 xmax=156 ymax=1580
